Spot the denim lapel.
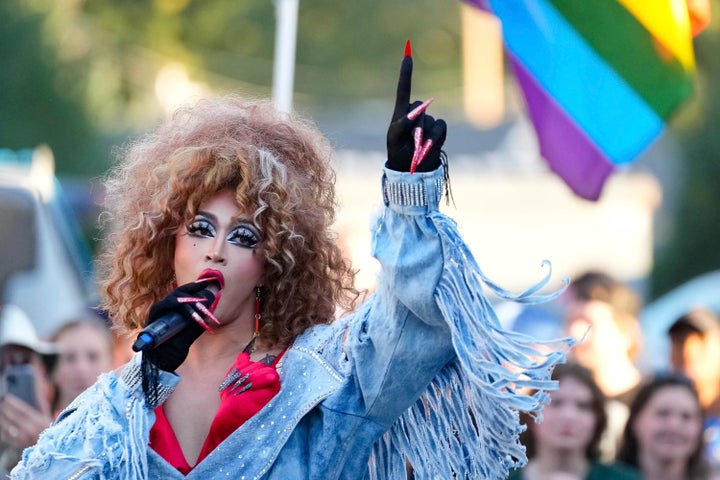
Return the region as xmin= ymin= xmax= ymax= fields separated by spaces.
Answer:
xmin=187 ymin=334 xmax=344 ymax=479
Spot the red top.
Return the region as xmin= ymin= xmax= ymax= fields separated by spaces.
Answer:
xmin=149 ymin=350 xmax=285 ymax=474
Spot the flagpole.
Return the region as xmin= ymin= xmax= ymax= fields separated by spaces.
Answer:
xmin=273 ymin=0 xmax=299 ymax=113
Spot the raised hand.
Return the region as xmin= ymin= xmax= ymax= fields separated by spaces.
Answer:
xmin=386 ymin=40 xmax=447 ymax=173
xmin=0 ymin=391 xmax=52 ymax=451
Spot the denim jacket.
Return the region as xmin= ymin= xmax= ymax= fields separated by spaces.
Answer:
xmin=12 ymin=166 xmax=571 ymax=480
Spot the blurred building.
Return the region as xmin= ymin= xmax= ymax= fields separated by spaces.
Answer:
xmin=0 ymin=147 xmax=96 ymax=338
xmin=330 ymin=115 xmax=662 ymax=299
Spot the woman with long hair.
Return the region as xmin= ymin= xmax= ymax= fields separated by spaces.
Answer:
xmin=508 ymin=362 xmax=641 ymax=480
xmin=617 ymin=374 xmax=720 ymax=480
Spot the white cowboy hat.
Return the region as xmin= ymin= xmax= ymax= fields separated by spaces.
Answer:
xmin=0 ymin=304 xmax=58 ymax=355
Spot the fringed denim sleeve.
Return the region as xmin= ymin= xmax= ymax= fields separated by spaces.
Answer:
xmin=11 ymin=355 xmax=179 ymax=480
xmin=367 ymin=167 xmax=575 ymax=480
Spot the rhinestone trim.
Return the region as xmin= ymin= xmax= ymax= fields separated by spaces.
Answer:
xmin=382 ymin=176 xmax=444 ymax=207
xmin=119 ymin=362 xmax=176 ymax=408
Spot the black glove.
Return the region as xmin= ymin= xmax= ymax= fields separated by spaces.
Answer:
xmin=386 ymin=43 xmax=447 ymax=172
xmin=143 ymin=280 xmax=214 ymax=373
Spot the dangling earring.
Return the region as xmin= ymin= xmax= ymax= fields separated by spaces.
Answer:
xmin=242 ymin=286 xmax=262 ymax=355
xmin=254 ymin=286 xmax=262 ymax=339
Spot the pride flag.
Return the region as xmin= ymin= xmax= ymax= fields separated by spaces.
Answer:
xmin=465 ymin=0 xmax=702 ymax=200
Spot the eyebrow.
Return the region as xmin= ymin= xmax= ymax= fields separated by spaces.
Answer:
xmin=195 ymin=210 xmax=251 ymax=226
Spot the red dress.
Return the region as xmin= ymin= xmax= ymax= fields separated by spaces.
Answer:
xmin=149 ymin=350 xmax=285 ymax=474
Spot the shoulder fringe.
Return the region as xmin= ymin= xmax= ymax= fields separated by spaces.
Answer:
xmin=367 ymin=215 xmax=575 ymax=480
xmin=15 ymin=373 xmax=151 ymax=480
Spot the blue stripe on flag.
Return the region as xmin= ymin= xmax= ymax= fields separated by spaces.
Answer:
xmin=487 ymin=0 xmax=664 ymax=164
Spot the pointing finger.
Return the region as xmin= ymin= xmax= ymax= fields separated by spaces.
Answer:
xmin=392 ymin=40 xmax=413 ymax=122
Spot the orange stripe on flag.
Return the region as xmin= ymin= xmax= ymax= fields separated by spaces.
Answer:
xmin=686 ymin=0 xmax=711 ymax=36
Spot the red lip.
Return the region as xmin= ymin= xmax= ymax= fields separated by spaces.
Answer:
xmin=197 ymin=268 xmax=225 ymax=289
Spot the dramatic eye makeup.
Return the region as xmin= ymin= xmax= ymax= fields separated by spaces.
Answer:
xmin=186 ymin=218 xmax=216 ymax=238
xmin=227 ymin=223 xmax=261 ymax=248
xmin=185 ymin=216 xmax=261 ymax=249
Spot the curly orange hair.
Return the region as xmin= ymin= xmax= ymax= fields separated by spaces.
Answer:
xmin=97 ymin=95 xmax=360 ymax=348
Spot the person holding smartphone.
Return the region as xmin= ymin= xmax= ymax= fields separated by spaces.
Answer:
xmin=0 ymin=304 xmax=57 ymax=474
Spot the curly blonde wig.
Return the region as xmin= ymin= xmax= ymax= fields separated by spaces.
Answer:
xmin=98 ymin=95 xmax=360 ymax=348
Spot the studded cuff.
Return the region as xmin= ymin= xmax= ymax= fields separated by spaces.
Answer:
xmin=382 ymin=166 xmax=445 ymax=209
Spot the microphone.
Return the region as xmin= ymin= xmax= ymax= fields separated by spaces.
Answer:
xmin=131 ymin=284 xmax=218 ymax=352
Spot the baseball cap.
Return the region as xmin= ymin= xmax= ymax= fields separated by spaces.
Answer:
xmin=668 ymin=307 xmax=720 ymax=336
xmin=0 ymin=304 xmax=58 ymax=355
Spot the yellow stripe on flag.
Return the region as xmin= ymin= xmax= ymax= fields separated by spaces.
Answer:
xmin=617 ymin=0 xmax=695 ymax=71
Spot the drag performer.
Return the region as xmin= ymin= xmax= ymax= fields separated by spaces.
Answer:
xmin=11 ymin=42 xmax=571 ymax=480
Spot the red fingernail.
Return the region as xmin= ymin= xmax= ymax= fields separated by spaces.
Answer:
xmin=413 ymin=126 xmax=423 ymax=148
xmin=196 ymin=302 xmax=221 ymax=325
xmin=415 ymin=139 xmax=434 ymax=170
xmin=407 ymin=98 xmax=434 ymax=121
xmin=191 ymin=311 xmax=214 ymax=333
xmin=177 ymin=297 xmax=208 ymax=304
xmin=410 ymin=127 xmax=423 ymax=174
xmin=404 ymin=39 xmax=412 ymax=58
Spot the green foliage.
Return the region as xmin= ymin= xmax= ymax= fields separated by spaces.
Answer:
xmin=292 ymin=1 xmax=462 ymax=104
xmin=650 ymin=0 xmax=720 ymax=297
xmin=0 ymin=0 xmax=104 ymax=175
xmin=78 ymin=0 xmax=461 ymax=107
xmin=0 ymin=0 xmax=462 ymax=176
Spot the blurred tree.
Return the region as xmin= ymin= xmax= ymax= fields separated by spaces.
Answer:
xmin=651 ymin=0 xmax=720 ymax=297
xmin=78 ymin=0 xmax=462 ymax=109
xmin=0 ymin=0 xmax=104 ymax=175
xmin=293 ymin=1 xmax=462 ymax=105
xmin=1 ymin=0 xmax=462 ymax=175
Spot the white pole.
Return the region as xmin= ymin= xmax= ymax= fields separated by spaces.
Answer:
xmin=273 ymin=0 xmax=299 ymax=113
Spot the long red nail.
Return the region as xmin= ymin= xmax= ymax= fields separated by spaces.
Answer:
xmin=415 ymin=139 xmax=434 ymax=171
xmin=407 ymin=98 xmax=434 ymax=121
xmin=404 ymin=39 xmax=412 ymax=58
xmin=410 ymin=127 xmax=423 ymax=174
xmin=191 ymin=311 xmax=214 ymax=333
xmin=177 ymin=297 xmax=208 ymax=304
xmin=196 ymin=302 xmax=221 ymax=325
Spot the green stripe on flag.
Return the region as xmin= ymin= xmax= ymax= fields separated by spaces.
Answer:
xmin=549 ymin=0 xmax=693 ymax=118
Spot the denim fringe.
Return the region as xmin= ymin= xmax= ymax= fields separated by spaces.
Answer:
xmin=17 ymin=373 xmax=151 ymax=480
xmin=367 ymin=214 xmax=574 ymax=480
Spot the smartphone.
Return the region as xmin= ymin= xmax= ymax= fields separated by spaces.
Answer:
xmin=2 ymin=363 xmax=37 ymax=408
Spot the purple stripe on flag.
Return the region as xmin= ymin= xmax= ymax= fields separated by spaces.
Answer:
xmin=511 ymin=56 xmax=614 ymax=200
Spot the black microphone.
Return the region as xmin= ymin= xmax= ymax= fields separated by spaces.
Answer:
xmin=131 ymin=285 xmax=218 ymax=352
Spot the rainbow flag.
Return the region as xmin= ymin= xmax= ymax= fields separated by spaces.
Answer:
xmin=465 ymin=0 xmax=699 ymax=200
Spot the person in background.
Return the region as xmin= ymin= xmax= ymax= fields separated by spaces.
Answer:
xmin=11 ymin=44 xmax=571 ymax=480
xmin=564 ymin=271 xmax=644 ymax=403
xmin=507 ymin=362 xmax=642 ymax=480
xmin=617 ymin=373 xmax=720 ymax=480
xmin=111 ymin=330 xmax=135 ymax=369
xmin=92 ymin=307 xmax=136 ymax=370
xmin=667 ymin=307 xmax=720 ymax=473
xmin=562 ymin=270 xmax=644 ymax=460
xmin=50 ymin=314 xmax=115 ymax=416
xmin=0 ymin=305 xmax=56 ymax=474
